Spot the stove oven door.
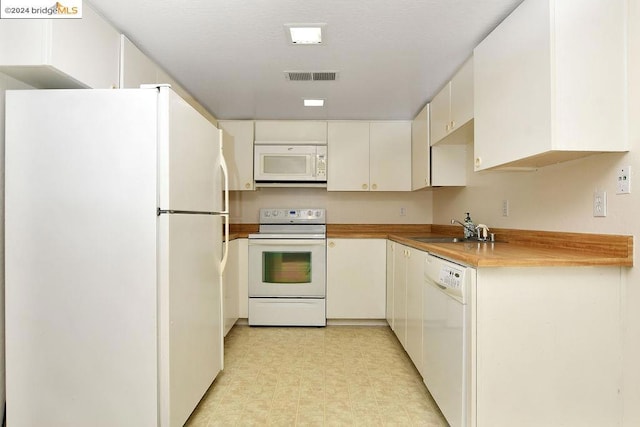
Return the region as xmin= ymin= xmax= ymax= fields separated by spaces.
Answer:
xmin=248 ymin=238 xmax=326 ymax=297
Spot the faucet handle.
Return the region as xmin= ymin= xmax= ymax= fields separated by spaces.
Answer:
xmin=476 ymin=224 xmax=489 ymax=240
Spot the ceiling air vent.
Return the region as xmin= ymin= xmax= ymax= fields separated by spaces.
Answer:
xmin=312 ymin=71 xmax=337 ymax=81
xmin=286 ymin=72 xmax=313 ymax=81
xmin=285 ymin=71 xmax=338 ymax=81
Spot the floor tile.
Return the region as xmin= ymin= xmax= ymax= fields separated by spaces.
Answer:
xmin=185 ymin=325 xmax=449 ymax=426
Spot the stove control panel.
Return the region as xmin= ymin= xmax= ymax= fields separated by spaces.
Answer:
xmin=260 ymin=208 xmax=325 ymax=224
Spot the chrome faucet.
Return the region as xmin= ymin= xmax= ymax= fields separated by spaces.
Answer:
xmin=452 ymin=213 xmax=493 ymax=241
xmin=451 ymin=212 xmax=476 ymax=239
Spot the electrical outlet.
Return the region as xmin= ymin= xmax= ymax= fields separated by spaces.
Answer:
xmin=399 ymin=207 xmax=406 ymax=216
xmin=502 ymin=200 xmax=509 ymax=217
xmin=617 ymin=166 xmax=631 ymax=194
xmin=593 ymin=190 xmax=607 ymax=217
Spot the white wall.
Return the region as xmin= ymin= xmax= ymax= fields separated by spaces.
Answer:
xmin=433 ymin=2 xmax=640 ymax=425
xmin=229 ymin=188 xmax=433 ymax=224
xmin=0 ymin=72 xmax=35 ymax=411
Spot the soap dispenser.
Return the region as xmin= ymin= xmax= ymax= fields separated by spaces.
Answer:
xmin=463 ymin=212 xmax=474 ymax=239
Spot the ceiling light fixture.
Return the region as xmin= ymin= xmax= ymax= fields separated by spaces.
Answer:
xmin=285 ymin=24 xmax=326 ymax=45
xmin=304 ymin=99 xmax=325 ymax=107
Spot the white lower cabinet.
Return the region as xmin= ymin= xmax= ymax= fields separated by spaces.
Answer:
xmin=472 ymin=266 xmax=623 ymax=426
xmin=222 ymin=238 xmax=248 ymax=336
xmin=390 ymin=242 xmax=427 ymax=366
xmin=392 ymin=244 xmax=408 ymax=347
xmin=405 ymin=248 xmax=426 ymax=376
xmin=385 ymin=240 xmax=395 ymax=329
xmin=326 ymin=238 xmax=386 ymax=319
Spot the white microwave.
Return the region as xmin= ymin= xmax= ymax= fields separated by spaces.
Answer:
xmin=254 ymin=144 xmax=327 ymax=185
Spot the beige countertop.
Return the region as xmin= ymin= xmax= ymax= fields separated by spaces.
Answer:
xmin=231 ymin=223 xmax=633 ymax=268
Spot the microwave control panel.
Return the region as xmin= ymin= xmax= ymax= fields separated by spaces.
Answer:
xmin=316 ymin=146 xmax=327 ymax=179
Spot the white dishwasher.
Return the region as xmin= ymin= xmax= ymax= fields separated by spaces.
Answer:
xmin=423 ymin=254 xmax=474 ymax=427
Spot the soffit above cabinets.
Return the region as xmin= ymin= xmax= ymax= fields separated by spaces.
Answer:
xmin=87 ymin=0 xmax=524 ymax=120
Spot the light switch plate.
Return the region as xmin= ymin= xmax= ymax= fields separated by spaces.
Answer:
xmin=617 ymin=166 xmax=631 ymax=194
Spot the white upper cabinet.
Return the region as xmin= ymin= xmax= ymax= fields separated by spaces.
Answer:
xmin=412 ymin=103 xmax=466 ymax=188
xmin=430 ymin=57 xmax=474 ymax=146
xmin=327 ymin=121 xmax=370 ymax=191
xmin=254 ymin=120 xmax=327 ymax=143
xmin=218 ymin=120 xmax=255 ymax=191
xmin=370 ymin=121 xmax=411 ymax=191
xmin=0 ymin=5 xmax=120 ymax=89
xmin=411 ymin=104 xmax=430 ymax=190
xmin=473 ymin=0 xmax=627 ymax=171
xmin=328 ymin=121 xmax=411 ymax=191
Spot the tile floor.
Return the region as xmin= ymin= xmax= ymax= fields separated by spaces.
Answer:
xmin=185 ymin=325 xmax=448 ymax=426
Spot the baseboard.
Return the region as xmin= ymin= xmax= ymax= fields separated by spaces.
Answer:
xmin=327 ymin=318 xmax=389 ymax=326
xmin=232 ymin=318 xmax=389 ymax=327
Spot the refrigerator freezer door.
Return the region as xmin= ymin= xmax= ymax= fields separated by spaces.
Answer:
xmin=158 ymin=213 xmax=223 ymax=427
xmin=5 ymin=89 xmax=160 ymax=426
xmin=158 ymin=88 xmax=222 ymax=213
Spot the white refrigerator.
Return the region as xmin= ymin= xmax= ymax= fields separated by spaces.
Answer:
xmin=4 ymin=86 xmax=229 ymax=427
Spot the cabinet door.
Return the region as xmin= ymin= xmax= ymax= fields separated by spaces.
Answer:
xmin=222 ymin=239 xmax=240 ymax=336
xmin=219 ymin=121 xmax=255 ymax=191
xmin=449 ymin=57 xmax=474 ymax=132
xmin=0 ymin=5 xmax=120 ymax=89
xmin=327 ymin=121 xmax=370 ymax=191
xmin=386 ymin=241 xmax=395 ymax=329
xmin=411 ymin=105 xmax=430 ymax=190
xmin=406 ymin=248 xmax=426 ymax=377
xmin=50 ymin=6 xmax=120 ymax=89
xmin=369 ymin=121 xmax=411 ymax=191
xmin=473 ymin=0 xmax=551 ymax=171
xmin=393 ymin=244 xmax=408 ymax=347
xmin=236 ymin=239 xmax=249 ymax=319
xmin=255 ymin=120 xmax=327 ymax=142
xmin=429 ymin=83 xmax=451 ymax=145
xmin=327 ymin=239 xmax=386 ymax=319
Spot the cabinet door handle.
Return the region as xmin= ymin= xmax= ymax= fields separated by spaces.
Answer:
xmin=328 ymin=241 xmax=335 ymax=248
xmin=245 ymin=182 xmax=251 ymax=189
xmin=445 ymin=124 xmax=450 ymax=132
xmin=372 ymin=183 xmax=377 ymax=190
xmin=475 ymin=157 xmax=482 ymax=168
xmin=362 ymin=184 xmax=368 ymax=190
xmin=451 ymin=120 xmax=456 ymax=129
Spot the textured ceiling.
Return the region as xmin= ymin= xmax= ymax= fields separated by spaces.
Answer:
xmin=88 ymin=0 xmax=523 ymax=121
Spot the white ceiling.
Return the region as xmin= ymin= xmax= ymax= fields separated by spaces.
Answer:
xmin=88 ymin=0 xmax=523 ymax=121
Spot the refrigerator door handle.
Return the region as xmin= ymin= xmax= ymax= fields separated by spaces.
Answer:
xmin=218 ymin=128 xmax=230 ymax=275
xmin=219 ymin=129 xmax=229 ymax=215
xmin=220 ymin=213 xmax=229 ymax=274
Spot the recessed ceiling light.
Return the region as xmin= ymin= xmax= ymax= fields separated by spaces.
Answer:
xmin=285 ymin=24 xmax=326 ymax=45
xmin=304 ymin=99 xmax=325 ymax=107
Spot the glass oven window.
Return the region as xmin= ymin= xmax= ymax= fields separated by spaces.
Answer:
xmin=263 ymin=251 xmax=311 ymax=283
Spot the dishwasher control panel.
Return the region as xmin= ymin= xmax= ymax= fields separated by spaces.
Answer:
xmin=438 ymin=264 xmax=464 ymax=290
xmin=425 ymin=254 xmax=470 ymax=302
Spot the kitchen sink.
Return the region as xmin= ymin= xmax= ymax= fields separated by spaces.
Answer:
xmin=411 ymin=237 xmax=467 ymax=243
xmin=411 ymin=236 xmax=503 ymax=244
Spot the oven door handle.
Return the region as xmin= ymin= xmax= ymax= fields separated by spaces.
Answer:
xmin=248 ymin=239 xmax=326 ymax=247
